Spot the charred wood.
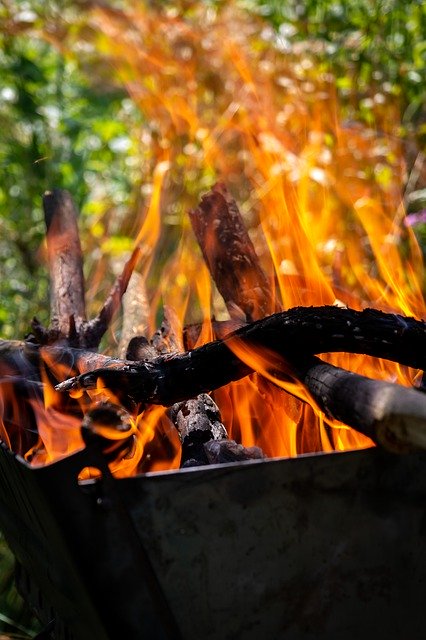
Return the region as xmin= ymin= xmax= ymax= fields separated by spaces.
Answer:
xmin=204 ymin=440 xmax=265 ymax=464
xmin=187 ymin=186 xmax=426 ymax=452
xmin=54 ymin=306 xmax=426 ymax=399
xmin=189 ymin=183 xmax=275 ymax=322
xmin=150 ymin=307 xmax=230 ymax=468
xmin=169 ymin=395 xmax=228 ymax=467
xmin=43 ymin=189 xmax=86 ymax=341
xmin=296 ymin=356 xmax=426 ymax=453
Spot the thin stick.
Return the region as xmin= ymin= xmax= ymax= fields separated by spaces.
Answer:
xmin=83 ymin=246 xmax=142 ymax=349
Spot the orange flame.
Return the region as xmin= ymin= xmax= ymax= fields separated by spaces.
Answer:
xmin=1 ymin=3 xmax=424 ymax=474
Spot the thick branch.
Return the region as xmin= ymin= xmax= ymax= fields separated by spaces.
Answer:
xmin=189 ymin=183 xmax=274 ymax=321
xmin=54 ymin=306 xmax=426 ymax=401
xmin=43 ymin=189 xmax=86 ymax=338
xmin=188 ymin=186 xmax=426 ymax=452
xmin=54 ymin=313 xmax=426 ymax=453
xmin=296 ymin=356 xmax=426 ymax=453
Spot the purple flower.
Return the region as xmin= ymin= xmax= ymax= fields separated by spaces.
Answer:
xmin=404 ymin=210 xmax=426 ymax=227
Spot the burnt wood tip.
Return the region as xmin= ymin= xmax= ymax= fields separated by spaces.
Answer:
xmin=42 ymin=189 xmax=79 ymax=229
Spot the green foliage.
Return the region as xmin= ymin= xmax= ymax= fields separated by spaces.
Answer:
xmin=250 ymin=0 xmax=425 ymax=135
xmin=0 ymin=534 xmax=40 ymax=637
xmin=0 ymin=28 xmax=141 ymax=339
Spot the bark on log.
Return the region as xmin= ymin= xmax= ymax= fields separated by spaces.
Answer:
xmin=43 ymin=189 xmax=86 ymax=339
xmin=4 ymin=304 xmax=425 ymax=398
xmin=189 ymin=183 xmax=274 ymax=321
xmin=150 ymin=307 xmax=229 ymax=468
xmin=53 ymin=306 xmax=426 ymax=400
xmin=296 ymin=356 xmax=426 ymax=453
xmin=39 ymin=189 xmax=141 ymax=349
xmin=57 ymin=307 xmax=426 ymax=451
xmin=188 ymin=185 xmax=426 ymax=452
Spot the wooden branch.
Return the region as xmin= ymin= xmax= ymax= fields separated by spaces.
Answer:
xmin=169 ymin=396 xmax=228 ymax=467
xmin=117 ymin=271 xmax=149 ymax=359
xmin=296 ymin=356 xmax=426 ymax=453
xmin=4 ymin=303 xmax=425 ymax=395
xmin=43 ymin=189 xmax=86 ymax=339
xmin=189 ymin=183 xmax=274 ymax=321
xmin=83 ymin=246 xmax=142 ymax=349
xmin=53 ymin=306 xmax=426 ymax=400
xmin=150 ymin=307 xmax=229 ymax=468
xmin=40 ymin=188 xmax=142 ymax=349
xmin=188 ymin=185 xmax=426 ymax=453
xmin=54 ymin=318 xmax=426 ymax=453
xmin=5 ymin=304 xmax=426 ymax=454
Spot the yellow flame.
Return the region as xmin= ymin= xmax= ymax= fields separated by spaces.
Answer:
xmin=1 ymin=3 xmax=423 ymax=474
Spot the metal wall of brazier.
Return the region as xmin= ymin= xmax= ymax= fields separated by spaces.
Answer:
xmin=0 ymin=444 xmax=425 ymax=640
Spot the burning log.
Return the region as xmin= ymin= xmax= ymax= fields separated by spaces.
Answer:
xmin=189 ymin=182 xmax=275 ymax=321
xmin=52 ymin=305 xmax=426 ymax=451
xmin=53 ymin=306 xmax=426 ymax=402
xmin=35 ymin=188 xmax=141 ymax=349
xmin=296 ymin=356 xmax=426 ymax=453
xmin=127 ymin=307 xmax=230 ymax=467
xmin=148 ymin=307 xmax=263 ymax=466
xmin=43 ymin=189 xmax=86 ymax=341
xmin=151 ymin=307 xmax=228 ymax=467
xmin=188 ymin=185 xmax=426 ymax=452
xmin=3 ymin=184 xmax=426 ymax=462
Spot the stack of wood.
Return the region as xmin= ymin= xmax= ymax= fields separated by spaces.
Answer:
xmin=1 ymin=185 xmax=426 ymax=471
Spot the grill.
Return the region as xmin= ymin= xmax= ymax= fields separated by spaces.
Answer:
xmin=0 ymin=443 xmax=425 ymax=640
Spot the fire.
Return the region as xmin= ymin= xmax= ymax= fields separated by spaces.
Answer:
xmin=1 ymin=3 xmax=424 ymax=474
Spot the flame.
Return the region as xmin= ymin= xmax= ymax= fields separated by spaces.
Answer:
xmin=1 ymin=3 xmax=424 ymax=474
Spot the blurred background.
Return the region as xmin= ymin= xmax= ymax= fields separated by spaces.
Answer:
xmin=0 ymin=0 xmax=425 ymax=634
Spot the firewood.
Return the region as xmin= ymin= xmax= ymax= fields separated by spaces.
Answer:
xmin=169 ymin=396 xmax=228 ymax=467
xmin=3 ymin=304 xmax=424 ymax=399
xmin=297 ymin=356 xmax=426 ymax=453
xmin=83 ymin=245 xmax=142 ymax=349
xmin=150 ymin=307 xmax=230 ymax=468
xmin=52 ymin=306 xmax=425 ymax=399
xmin=188 ymin=185 xmax=426 ymax=453
xmin=54 ymin=321 xmax=426 ymax=453
xmin=117 ymin=272 xmax=150 ymax=359
xmin=189 ymin=183 xmax=275 ymax=321
xmin=5 ymin=303 xmax=426 ymax=389
xmin=203 ymin=440 xmax=265 ymax=464
xmin=43 ymin=189 xmax=86 ymax=340
xmin=38 ymin=189 xmax=142 ymax=349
